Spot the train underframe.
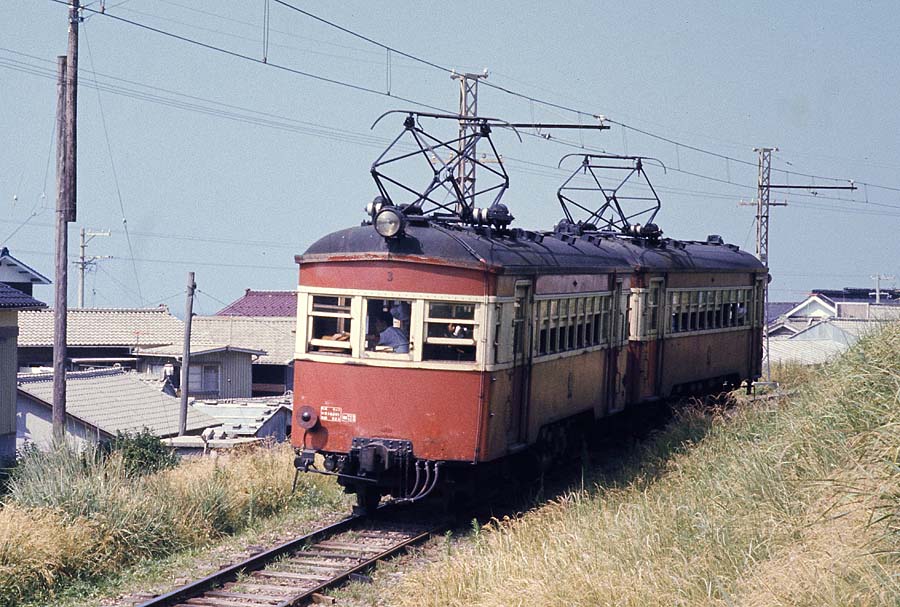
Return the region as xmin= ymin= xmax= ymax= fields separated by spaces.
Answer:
xmin=294 ymin=371 xmax=750 ymax=513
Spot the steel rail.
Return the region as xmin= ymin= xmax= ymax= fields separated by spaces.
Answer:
xmin=134 ymin=514 xmax=363 ymax=607
xmin=134 ymin=507 xmax=446 ymax=607
xmin=275 ymin=524 xmax=439 ymax=607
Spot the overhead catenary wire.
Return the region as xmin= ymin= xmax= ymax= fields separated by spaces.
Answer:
xmin=3 ymin=118 xmax=56 ymax=241
xmin=22 ymin=3 xmax=900 ymax=218
xmin=43 ymin=0 xmax=900 ymax=201
xmin=45 ymin=0 xmax=453 ymax=114
xmin=82 ymin=24 xmax=144 ymax=305
xmin=254 ymin=1 xmax=900 ymax=195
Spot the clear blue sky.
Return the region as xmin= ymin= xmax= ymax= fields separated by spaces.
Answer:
xmin=3 ymin=1 xmax=899 ymax=314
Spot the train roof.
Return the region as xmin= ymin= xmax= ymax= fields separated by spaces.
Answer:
xmin=299 ymin=222 xmax=766 ymax=275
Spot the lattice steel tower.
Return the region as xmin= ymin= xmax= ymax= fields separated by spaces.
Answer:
xmin=451 ymin=71 xmax=488 ymax=213
xmin=754 ymin=146 xmax=776 ymax=265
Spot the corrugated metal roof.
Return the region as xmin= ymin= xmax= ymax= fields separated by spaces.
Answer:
xmin=768 ymin=338 xmax=848 ymax=365
xmin=17 ymin=368 xmax=216 ymax=437
xmin=193 ymin=396 xmax=292 ymax=437
xmin=132 ymin=342 xmax=265 ymax=358
xmin=216 ymin=290 xmax=297 ymax=317
xmin=0 ymin=282 xmax=46 ymax=310
xmin=193 ymin=316 xmax=295 ymax=365
xmin=17 ymin=306 xmax=184 ymax=347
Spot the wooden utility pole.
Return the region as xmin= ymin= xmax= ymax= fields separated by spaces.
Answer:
xmin=178 ymin=272 xmax=196 ymax=436
xmin=52 ymin=0 xmax=80 ymax=442
xmin=65 ymin=0 xmax=79 ymax=222
xmin=52 ymin=56 xmax=68 ymax=442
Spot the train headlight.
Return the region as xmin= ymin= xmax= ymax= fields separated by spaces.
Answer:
xmin=374 ymin=207 xmax=405 ymax=238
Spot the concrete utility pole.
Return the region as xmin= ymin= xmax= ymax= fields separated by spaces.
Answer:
xmin=870 ymin=274 xmax=896 ymax=304
xmin=178 ymin=272 xmax=196 ymax=436
xmin=451 ymin=70 xmax=488 ymax=212
xmin=52 ymin=55 xmax=68 ymax=443
xmin=75 ymin=228 xmax=110 ymax=307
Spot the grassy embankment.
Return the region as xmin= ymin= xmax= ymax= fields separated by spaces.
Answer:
xmin=0 ymin=443 xmax=344 ymax=606
xmin=385 ymin=325 xmax=899 ymax=606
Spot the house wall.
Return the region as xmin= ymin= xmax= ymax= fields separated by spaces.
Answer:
xmin=0 ymin=311 xmax=19 ymax=460
xmin=139 ymin=351 xmax=254 ymax=399
xmin=15 ymin=393 xmax=106 ymax=452
xmin=194 ymin=351 xmax=253 ymax=399
xmin=256 ymin=408 xmax=292 ymax=441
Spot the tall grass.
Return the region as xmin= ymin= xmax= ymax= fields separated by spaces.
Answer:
xmin=0 ymin=443 xmax=342 ymax=606
xmin=390 ymin=324 xmax=900 ymax=606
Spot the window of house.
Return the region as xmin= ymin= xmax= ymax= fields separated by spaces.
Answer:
xmin=307 ymin=295 xmax=354 ymax=355
xmin=188 ymin=364 xmax=220 ymax=394
xmin=423 ymin=301 xmax=477 ymax=361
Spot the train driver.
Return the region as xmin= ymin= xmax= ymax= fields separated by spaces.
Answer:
xmin=368 ymin=302 xmax=410 ymax=353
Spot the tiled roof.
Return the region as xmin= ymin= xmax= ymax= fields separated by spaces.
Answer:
xmin=0 ymin=282 xmax=46 ymax=310
xmin=0 ymin=247 xmax=51 ymax=285
xmin=216 ymin=289 xmax=297 ymax=317
xmin=193 ymin=316 xmax=295 ymax=365
xmin=17 ymin=306 xmax=184 ymax=347
xmin=17 ymin=368 xmax=216 ymax=437
xmin=194 ymin=395 xmax=292 ymax=437
xmin=766 ymin=301 xmax=797 ymax=323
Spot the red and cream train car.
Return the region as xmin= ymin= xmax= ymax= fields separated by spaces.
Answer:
xmin=292 ymin=220 xmax=765 ymax=510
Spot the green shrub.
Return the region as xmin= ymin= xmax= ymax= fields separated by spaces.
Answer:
xmin=109 ymin=428 xmax=178 ymax=477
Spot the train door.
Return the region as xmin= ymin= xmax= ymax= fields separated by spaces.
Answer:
xmin=606 ymin=277 xmax=628 ymax=414
xmin=640 ymin=278 xmax=664 ymax=399
xmin=507 ymin=281 xmax=532 ymax=447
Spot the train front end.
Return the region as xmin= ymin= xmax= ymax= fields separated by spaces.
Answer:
xmin=290 ymin=226 xmax=495 ymax=510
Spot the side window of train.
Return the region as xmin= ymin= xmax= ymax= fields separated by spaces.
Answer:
xmin=422 ymin=302 xmax=478 ymax=362
xmin=667 ymin=286 xmax=755 ymax=335
xmin=307 ymin=295 xmax=354 ymax=355
xmin=534 ymin=293 xmax=612 ymax=358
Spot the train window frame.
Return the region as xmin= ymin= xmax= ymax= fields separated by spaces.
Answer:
xmin=306 ymin=294 xmax=355 ymax=356
xmin=422 ymin=301 xmax=479 ymax=362
xmin=665 ymin=286 xmax=757 ymax=337
xmin=361 ymin=298 xmax=415 ymax=361
xmin=532 ymin=292 xmax=613 ymax=360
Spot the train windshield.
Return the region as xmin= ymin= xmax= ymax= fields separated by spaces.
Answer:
xmin=365 ymin=299 xmax=412 ymax=355
xmin=307 ymin=295 xmax=353 ymax=355
xmin=302 ymin=292 xmax=482 ymax=364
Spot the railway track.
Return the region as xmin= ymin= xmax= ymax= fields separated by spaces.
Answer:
xmin=135 ymin=505 xmax=445 ymax=607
